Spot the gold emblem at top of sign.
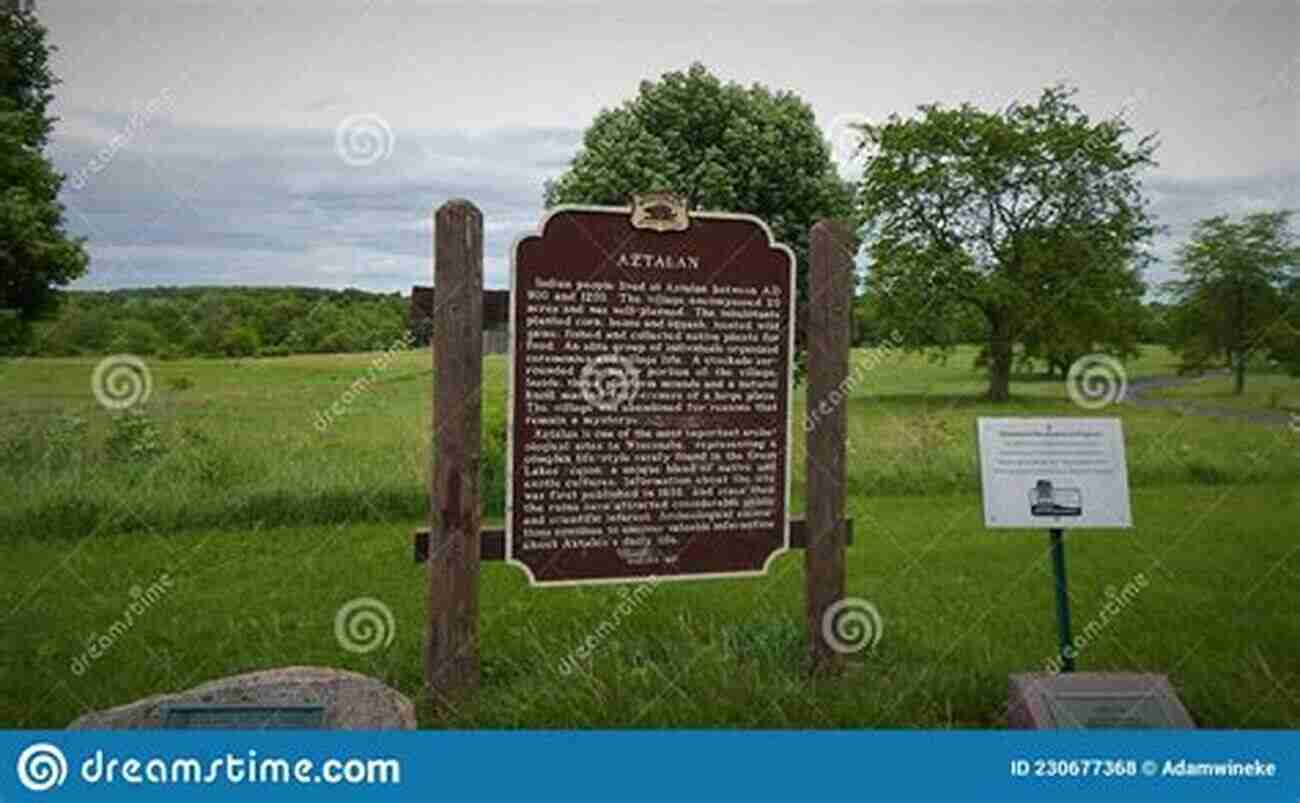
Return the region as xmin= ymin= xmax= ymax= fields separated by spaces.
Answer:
xmin=630 ymin=192 xmax=689 ymax=233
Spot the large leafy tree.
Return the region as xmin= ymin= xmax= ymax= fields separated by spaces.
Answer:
xmin=855 ymin=85 xmax=1157 ymax=401
xmin=545 ymin=63 xmax=854 ymax=302
xmin=1165 ymin=210 xmax=1299 ymax=393
xmin=0 ymin=6 xmax=88 ymax=351
xmin=1276 ymin=277 xmax=1300 ymax=376
xmin=1014 ymin=228 xmax=1145 ymax=378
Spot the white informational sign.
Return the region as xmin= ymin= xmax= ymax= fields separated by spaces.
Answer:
xmin=976 ymin=417 xmax=1132 ymax=529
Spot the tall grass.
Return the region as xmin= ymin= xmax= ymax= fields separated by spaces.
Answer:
xmin=1 ymin=348 xmax=1297 ymax=540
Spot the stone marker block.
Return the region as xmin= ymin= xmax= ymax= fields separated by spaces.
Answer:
xmin=67 ymin=666 xmax=415 ymax=730
xmin=1009 ymin=672 xmax=1195 ymax=729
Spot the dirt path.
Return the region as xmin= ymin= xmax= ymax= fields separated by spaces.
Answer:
xmin=1123 ymin=370 xmax=1295 ymax=427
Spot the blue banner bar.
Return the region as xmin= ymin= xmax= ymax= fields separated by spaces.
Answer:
xmin=2 ymin=731 xmax=1294 ymax=801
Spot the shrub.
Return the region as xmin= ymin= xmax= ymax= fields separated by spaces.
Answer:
xmin=0 ymin=424 xmax=38 ymax=470
xmin=481 ymin=414 xmax=508 ymax=518
xmin=174 ymin=425 xmax=237 ymax=485
xmin=221 ymin=326 xmax=260 ymax=358
xmin=43 ymin=414 xmax=87 ymax=469
xmin=105 ymin=408 xmax=165 ymax=463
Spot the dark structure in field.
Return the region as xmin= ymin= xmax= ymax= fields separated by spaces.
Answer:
xmin=408 ymin=286 xmax=510 ymax=350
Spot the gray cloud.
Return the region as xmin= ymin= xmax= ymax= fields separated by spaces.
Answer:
xmin=53 ymin=118 xmax=581 ymax=290
xmin=51 ymin=117 xmax=1296 ymax=294
xmin=1144 ymin=171 xmax=1300 ymax=285
xmin=37 ymin=0 xmax=1296 ymax=294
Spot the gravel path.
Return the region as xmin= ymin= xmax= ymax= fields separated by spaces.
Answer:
xmin=1122 ymin=369 xmax=1295 ymax=427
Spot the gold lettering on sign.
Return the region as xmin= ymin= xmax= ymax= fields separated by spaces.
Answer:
xmin=615 ymin=253 xmax=701 ymax=270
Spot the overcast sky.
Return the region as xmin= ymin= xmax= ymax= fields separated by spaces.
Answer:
xmin=41 ymin=0 xmax=1298 ymax=292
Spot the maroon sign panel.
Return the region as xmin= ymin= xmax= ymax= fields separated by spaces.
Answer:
xmin=507 ymin=202 xmax=795 ymax=585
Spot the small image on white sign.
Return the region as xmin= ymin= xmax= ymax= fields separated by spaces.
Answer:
xmin=976 ymin=417 xmax=1132 ymax=529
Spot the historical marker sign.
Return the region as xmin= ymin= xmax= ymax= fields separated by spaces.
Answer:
xmin=506 ymin=198 xmax=795 ymax=585
xmin=976 ymin=417 xmax=1133 ymax=529
xmin=1008 ymin=673 xmax=1196 ymax=729
xmin=161 ymin=705 xmax=328 ymax=730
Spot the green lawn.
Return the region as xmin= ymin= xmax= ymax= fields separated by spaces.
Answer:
xmin=2 ymin=346 xmax=1296 ymax=540
xmin=2 ymin=485 xmax=1295 ymax=729
xmin=1145 ymin=372 xmax=1300 ymax=413
xmin=1 ymin=345 xmax=1298 ymax=728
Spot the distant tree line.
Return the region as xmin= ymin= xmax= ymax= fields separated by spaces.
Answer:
xmin=850 ymin=293 xmax=1176 ymax=366
xmin=19 ymin=286 xmax=411 ymax=358
xmin=7 ymin=37 xmax=1298 ymax=394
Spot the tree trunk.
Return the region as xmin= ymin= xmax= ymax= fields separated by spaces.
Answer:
xmin=987 ymin=313 xmax=1013 ymax=402
xmin=1233 ymin=351 xmax=1246 ymax=395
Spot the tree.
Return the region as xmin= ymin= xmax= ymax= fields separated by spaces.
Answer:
xmin=1165 ymin=210 xmax=1299 ymax=394
xmin=544 ymin=63 xmax=854 ymax=302
xmin=261 ymin=298 xmax=304 ymax=346
xmin=221 ymin=324 xmax=260 ymax=358
xmin=855 ymin=84 xmax=1157 ymax=400
xmin=112 ymin=318 xmax=162 ymax=356
xmin=0 ymin=7 xmax=88 ymax=349
xmin=1015 ymin=229 xmax=1145 ymax=378
xmin=1274 ymin=278 xmax=1300 ymax=376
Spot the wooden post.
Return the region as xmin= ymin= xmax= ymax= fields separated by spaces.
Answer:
xmin=425 ymin=199 xmax=484 ymax=707
xmin=805 ymin=220 xmax=853 ymax=672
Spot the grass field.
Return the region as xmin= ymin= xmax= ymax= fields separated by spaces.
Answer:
xmin=1 ymin=345 xmax=1298 ymax=728
xmin=1145 ymin=371 xmax=1300 ymax=413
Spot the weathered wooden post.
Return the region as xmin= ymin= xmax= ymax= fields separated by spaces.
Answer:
xmin=805 ymin=220 xmax=853 ymax=672
xmin=424 ymin=199 xmax=484 ymax=706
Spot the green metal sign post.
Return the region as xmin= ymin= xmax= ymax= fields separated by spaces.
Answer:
xmin=1048 ymin=528 xmax=1075 ymax=672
